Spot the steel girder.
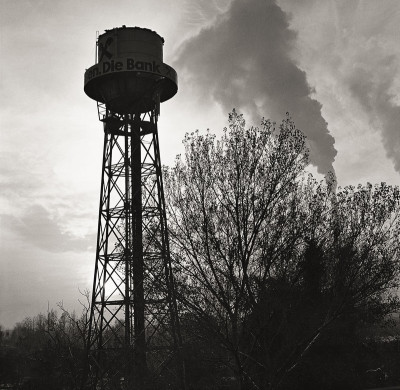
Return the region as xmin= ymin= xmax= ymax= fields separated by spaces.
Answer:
xmin=86 ymin=107 xmax=183 ymax=390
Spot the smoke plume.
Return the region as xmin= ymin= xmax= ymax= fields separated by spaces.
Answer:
xmin=269 ymin=0 xmax=400 ymax=179
xmin=175 ymin=0 xmax=337 ymax=175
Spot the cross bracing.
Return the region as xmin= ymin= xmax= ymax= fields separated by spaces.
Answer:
xmin=86 ymin=108 xmax=184 ymax=390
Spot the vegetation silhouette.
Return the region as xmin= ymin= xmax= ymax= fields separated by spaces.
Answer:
xmin=1 ymin=111 xmax=400 ymax=389
xmin=164 ymin=110 xmax=400 ymax=389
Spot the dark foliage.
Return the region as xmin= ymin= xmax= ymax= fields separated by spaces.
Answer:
xmin=164 ymin=111 xmax=400 ymax=389
xmin=0 ymin=299 xmax=89 ymax=390
xmin=1 ymin=112 xmax=400 ymax=390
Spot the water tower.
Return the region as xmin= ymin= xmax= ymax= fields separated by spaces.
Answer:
xmin=84 ymin=26 xmax=184 ymax=389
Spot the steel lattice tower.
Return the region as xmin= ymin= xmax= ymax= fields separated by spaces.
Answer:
xmin=83 ymin=27 xmax=184 ymax=390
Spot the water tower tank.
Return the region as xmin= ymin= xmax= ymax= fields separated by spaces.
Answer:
xmin=84 ymin=26 xmax=177 ymax=114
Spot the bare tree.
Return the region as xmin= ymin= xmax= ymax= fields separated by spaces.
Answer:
xmin=164 ymin=111 xmax=400 ymax=389
xmin=1 ymin=291 xmax=91 ymax=389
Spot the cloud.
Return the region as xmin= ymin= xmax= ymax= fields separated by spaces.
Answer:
xmin=0 ymin=230 xmax=93 ymax=329
xmin=174 ymin=0 xmax=337 ymax=174
xmin=1 ymin=205 xmax=94 ymax=253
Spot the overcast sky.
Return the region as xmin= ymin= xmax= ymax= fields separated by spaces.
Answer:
xmin=1 ymin=0 xmax=400 ymax=329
